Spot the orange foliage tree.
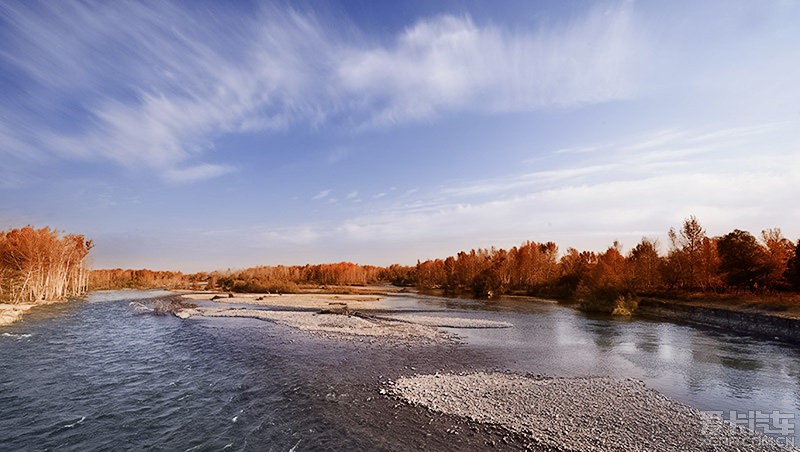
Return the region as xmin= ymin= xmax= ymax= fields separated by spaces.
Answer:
xmin=0 ymin=226 xmax=92 ymax=304
xmin=412 ymin=215 xmax=800 ymax=311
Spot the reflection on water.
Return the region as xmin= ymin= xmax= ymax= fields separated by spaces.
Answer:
xmin=406 ymin=293 xmax=800 ymax=441
xmin=2 ymin=290 xmax=800 ymax=448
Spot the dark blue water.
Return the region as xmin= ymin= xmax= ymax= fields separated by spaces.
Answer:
xmin=2 ymin=291 xmax=800 ymax=450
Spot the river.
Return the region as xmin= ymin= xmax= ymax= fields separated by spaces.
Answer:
xmin=1 ymin=290 xmax=799 ymax=450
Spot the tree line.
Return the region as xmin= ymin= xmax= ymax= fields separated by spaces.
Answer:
xmin=0 ymin=226 xmax=92 ymax=304
xmin=49 ymin=215 xmax=800 ymax=316
xmin=89 ymin=262 xmax=393 ymax=293
xmin=412 ymin=216 xmax=800 ymax=312
xmin=90 ymin=269 xmax=187 ymax=290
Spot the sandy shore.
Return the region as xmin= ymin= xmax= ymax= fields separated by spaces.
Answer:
xmin=391 ymin=372 xmax=791 ymax=451
xmin=0 ymin=304 xmax=36 ymax=327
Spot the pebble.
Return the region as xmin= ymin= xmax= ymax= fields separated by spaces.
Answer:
xmin=389 ymin=372 xmax=791 ymax=452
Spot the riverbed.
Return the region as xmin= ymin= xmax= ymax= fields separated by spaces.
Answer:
xmin=1 ymin=290 xmax=798 ymax=450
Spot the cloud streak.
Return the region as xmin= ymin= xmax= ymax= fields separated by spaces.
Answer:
xmin=338 ymin=7 xmax=642 ymax=125
xmin=163 ymin=163 xmax=236 ymax=184
xmin=312 ymin=189 xmax=332 ymax=200
xmin=246 ymin=122 xmax=800 ymax=262
xmin=0 ymin=2 xmax=643 ymax=182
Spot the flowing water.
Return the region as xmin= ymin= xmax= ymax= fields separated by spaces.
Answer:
xmin=2 ymin=290 xmax=799 ymax=450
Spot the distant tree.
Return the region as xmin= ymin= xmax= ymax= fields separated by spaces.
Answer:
xmin=698 ymin=237 xmax=722 ymax=290
xmin=716 ymin=229 xmax=770 ymax=290
xmin=415 ymin=259 xmax=446 ymax=290
xmin=785 ymin=240 xmax=800 ymax=291
xmin=760 ymin=228 xmax=795 ymax=290
xmin=584 ymin=242 xmax=626 ymax=297
xmin=667 ymin=215 xmax=707 ymax=289
xmin=383 ymin=264 xmax=416 ymax=286
xmin=577 ymin=242 xmax=638 ymax=314
xmin=512 ymin=241 xmax=558 ymax=294
xmin=558 ymin=248 xmax=597 ymax=297
xmin=626 ymin=238 xmax=663 ymax=292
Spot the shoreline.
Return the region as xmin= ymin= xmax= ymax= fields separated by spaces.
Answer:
xmin=410 ymin=289 xmax=800 ymax=345
xmin=636 ymin=297 xmax=800 ymax=344
xmin=0 ymin=303 xmax=42 ymax=327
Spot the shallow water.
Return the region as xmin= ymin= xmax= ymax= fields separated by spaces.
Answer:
xmin=1 ymin=291 xmax=799 ymax=450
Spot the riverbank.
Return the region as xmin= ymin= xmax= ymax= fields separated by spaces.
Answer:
xmin=637 ymin=297 xmax=800 ymax=344
xmin=0 ymin=303 xmax=38 ymax=327
xmin=391 ymin=372 xmax=790 ymax=451
xmin=425 ymin=288 xmax=800 ymax=345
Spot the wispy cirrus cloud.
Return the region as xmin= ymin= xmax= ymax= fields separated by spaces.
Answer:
xmin=163 ymin=163 xmax=236 ymax=184
xmin=312 ymin=189 xmax=332 ymax=200
xmin=0 ymin=2 xmax=644 ymax=183
xmin=244 ymin=122 xmax=800 ymax=261
xmin=338 ymin=7 xmax=643 ymax=125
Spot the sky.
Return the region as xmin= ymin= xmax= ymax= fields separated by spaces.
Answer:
xmin=1 ymin=0 xmax=799 ymax=272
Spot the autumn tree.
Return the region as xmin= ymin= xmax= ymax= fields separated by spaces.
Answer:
xmin=666 ymin=215 xmax=710 ymax=289
xmin=512 ymin=241 xmax=559 ymax=294
xmin=576 ymin=242 xmax=638 ymax=314
xmin=415 ymin=259 xmax=446 ymax=290
xmin=784 ymin=240 xmax=800 ymax=291
xmin=580 ymin=242 xmax=626 ymax=298
xmin=382 ymin=264 xmax=416 ymax=286
xmin=470 ymin=248 xmax=514 ymax=297
xmin=760 ymin=228 xmax=795 ymax=290
xmin=716 ymin=229 xmax=770 ymax=290
xmin=0 ymin=226 xmax=92 ymax=304
xmin=558 ymin=248 xmax=597 ymax=297
xmin=626 ymin=238 xmax=663 ymax=292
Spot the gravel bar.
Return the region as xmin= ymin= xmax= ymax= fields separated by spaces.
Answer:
xmin=390 ymin=372 xmax=794 ymax=451
xmin=374 ymin=314 xmax=512 ymax=329
xmin=175 ymin=307 xmax=453 ymax=343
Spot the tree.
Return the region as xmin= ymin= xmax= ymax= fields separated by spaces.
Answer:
xmin=761 ymin=228 xmax=795 ymax=290
xmin=0 ymin=226 xmax=92 ymax=304
xmin=585 ymin=242 xmax=626 ymax=298
xmin=415 ymin=259 xmax=446 ymax=290
xmin=667 ymin=215 xmax=707 ymax=289
xmin=558 ymin=248 xmax=597 ymax=296
xmin=716 ymin=229 xmax=770 ymax=290
xmin=626 ymin=238 xmax=663 ymax=292
xmin=785 ymin=240 xmax=800 ymax=291
xmin=698 ymin=237 xmax=722 ymax=290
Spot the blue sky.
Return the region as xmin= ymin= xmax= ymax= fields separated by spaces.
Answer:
xmin=1 ymin=1 xmax=799 ymax=271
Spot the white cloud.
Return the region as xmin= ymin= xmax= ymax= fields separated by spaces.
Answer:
xmin=0 ymin=3 xmax=645 ymax=180
xmin=260 ymin=226 xmax=322 ymax=246
xmin=163 ymin=163 xmax=235 ymax=184
xmin=346 ymin=191 xmax=359 ymax=199
xmin=337 ymin=7 xmax=643 ymax=125
xmin=236 ymin=122 xmax=800 ymax=261
xmin=312 ymin=189 xmax=331 ymax=200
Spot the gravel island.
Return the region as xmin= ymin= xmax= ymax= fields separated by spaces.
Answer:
xmin=390 ymin=372 xmax=793 ymax=451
